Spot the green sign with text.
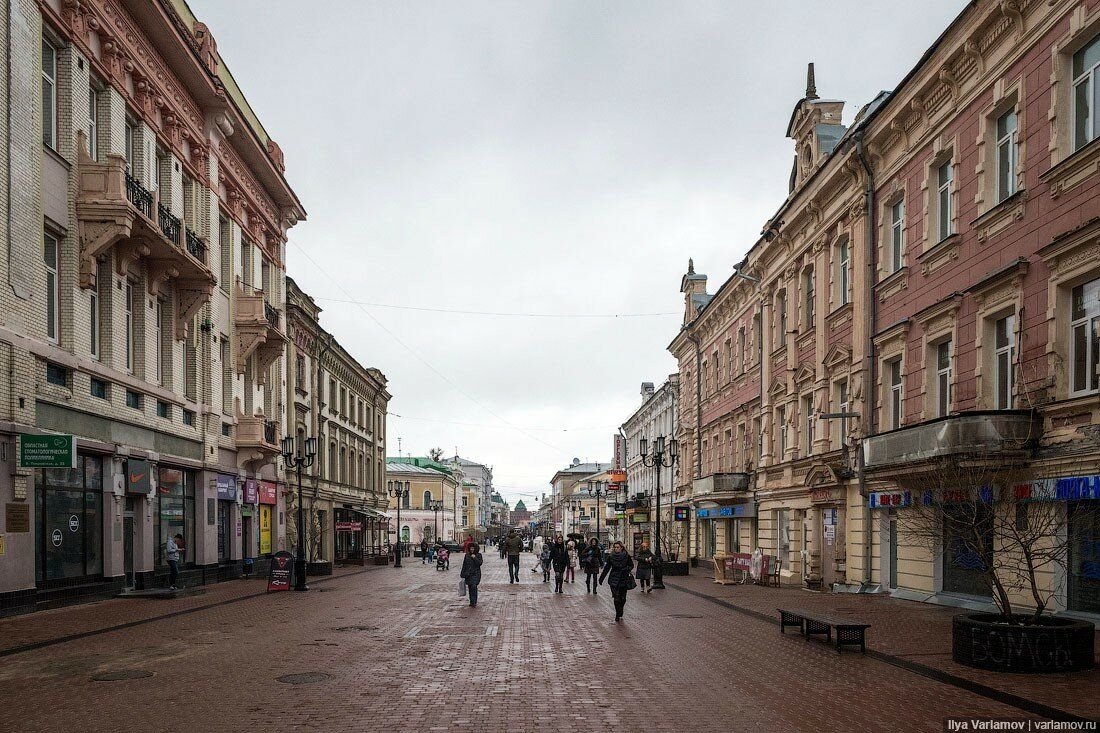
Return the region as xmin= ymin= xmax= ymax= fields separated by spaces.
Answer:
xmin=19 ymin=434 xmax=76 ymax=469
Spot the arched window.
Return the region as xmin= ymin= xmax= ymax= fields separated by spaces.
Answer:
xmin=423 ymin=490 xmax=432 ymax=508
xmin=349 ymin=451 xmax=357 ymax=487
xmin=401 ymin=525 xmax=410 ymax=542
xmin=340 ymin=446 xmax=347 ymax=483
xmin=328 ymin=441 xmax=337 ymax=479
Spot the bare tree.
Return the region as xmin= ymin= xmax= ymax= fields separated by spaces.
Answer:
xmin=897 ymin=452 xmax=1095 ymax=623
xmin=659 ymin=511 xmax=686 ymax=560
xmin=428 ymin=447 xmax=445 ymax=462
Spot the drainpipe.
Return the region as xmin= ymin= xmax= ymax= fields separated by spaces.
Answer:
xmin=854 ymin=131 xmax=876 ymax=586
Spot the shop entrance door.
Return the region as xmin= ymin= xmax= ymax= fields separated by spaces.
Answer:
xmin=821 ymin=506 xmax=845 ymax=587
xmin=123 ymin=496 xmax=136 ymax=589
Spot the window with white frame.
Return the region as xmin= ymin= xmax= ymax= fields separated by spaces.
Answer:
xmin=87 ymin=83 xmax=98 ymax=160
xmin=936 ymin=161 xmax=954 ymax=242
xmin=124 ymin=281 xmax=135 ymax=372
xmin=936 ymin=340 xmax=953 ymax=416
xmin=887 ymin=359 xmax=903 ymax=430
xmin=801 ymin=394 xmax=814 ymax=457
xmin=994 ymin=314 xmax=1015 ymax=409
xmin=834 ymin=379 xmax=849 ymax=450
xmin=777 ymin=405 xmax=787 ymax=458
xmin=776 ymin=290 xmax=788 ymax=342
xmin=803 ymin=268 xmax=815 ymax=327
xmin=753 ymin=416 xmax=762 ymax=467
xmin=1070 ymin=277 xmax=1100 ymax=395
xmin=837 ymin=240 xmax=850 ymax=305
xmin=995 ymin=110 xmax=1018 ymax=202
xmin=737 ymin=327 xmax=746 ymax=374
xmin=41 ymin=39 xmax=57 ymax=149
xmin=44 ymin=232 xmax=58 ymax=342
xmin=125 ymin=121 xmax=138 ymax=171
xmin=1073 ymin=34 xmax=1100 ymax=151
xmin=889 ymin=200 xmax=905 ymax=273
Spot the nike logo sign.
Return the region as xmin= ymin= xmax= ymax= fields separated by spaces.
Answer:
xmin=130 ymin=473 xmax=145 ymax=484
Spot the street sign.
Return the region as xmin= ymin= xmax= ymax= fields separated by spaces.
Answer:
xmin=5 ymin=504 xmax=29 ymax=533
xmin=267 ymin=550 xmax=294 ymax=592
xmin=673 ymin=507 xmax=689 ymax=521
xmin=18 ymin=434 xmax=76 ymax=469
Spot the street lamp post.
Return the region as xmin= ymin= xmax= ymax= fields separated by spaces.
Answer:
xmin=281 ymin=434 xmax=317 ymax=592
xmin=592 ymin=482 xmax=605 ymax=548
xmin=640 ymin=434 xmax=678 ymax=591
xmin=389 ymin=482 xmax=409 ymax=568
xmin=429 ymin=499 xmax=444 ymax=543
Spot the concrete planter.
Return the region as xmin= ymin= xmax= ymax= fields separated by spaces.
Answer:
xmin=952 ymin=613 xmax=1095 ymax=673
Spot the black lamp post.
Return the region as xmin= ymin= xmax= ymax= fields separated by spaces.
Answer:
xmin=640 ymin=434 xmax=678 ymax=591
xmin=281 ymin=434 xmax=317 ymax=592
xmin=389 ymin=481 xmax=409 ymax=567
xmin=567 ymin=497 xmax=579 ymax=537
xmin=591 ymin=481 xmax=606 ymax=548
xmin=429 ymin=499 xmax=444 ymax=543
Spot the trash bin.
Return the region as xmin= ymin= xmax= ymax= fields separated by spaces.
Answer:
xmin=242 ymin=557 xmax=254 ymax=577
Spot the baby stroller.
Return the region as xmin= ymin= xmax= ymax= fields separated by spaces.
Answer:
xmin=436 ymin=547 xmax=450 ymax=571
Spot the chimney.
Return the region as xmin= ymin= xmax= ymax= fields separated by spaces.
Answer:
xmin=641 ymin=382 xmax=655 ymax=401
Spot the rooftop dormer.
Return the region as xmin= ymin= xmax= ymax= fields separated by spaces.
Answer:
xmin=786 ymin=63 xmax=847 ymax=192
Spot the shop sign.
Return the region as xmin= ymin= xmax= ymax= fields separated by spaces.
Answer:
xmin=609 ymin=470 xmax=627 ymax=483
xmin=631 ymin=512 xmax=650 ymax=524
xmin=868 ymin=491 xmax=910 ymax=509
xmin=607 ymin=484 xmax=620 ymax=492
xmin=724 ymin=553 xmax=752 ymax=572
xmin=1054 ymin=475 xmax=1100 ymax=501
xmin=336 ymin=521 xmax=362 ymax=532
xmin=18 ymin=434 xmax=76 ymax=469
xmin=673 ymin=507 xmax=689 ymax=521
xmin=696 ymin=504 xmax=756 ymax=519
xmin=5 ymin=503 xmax=30 ymax=533
xmin=215 ymin=474 xmax=237 ymax=501
xmin=267 ymin=550 xmax=294 ymax=592
xmin=823 ymin=508 xmax=838 ymax=526
xmin=258 ymin=481 xmax=278 ymax=505
xmin=126 ymin=459 xmax=152 ymax=495
xmin=243 ymin=480 xmax=259 ymax=504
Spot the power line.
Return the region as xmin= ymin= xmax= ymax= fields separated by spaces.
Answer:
xmin=309 ymin=296 xmax=677 ymax=319
xmin=390 ymin=412 xmax=610 ymax=433
xmin=288 ymin=242 xmax=570 ymax=455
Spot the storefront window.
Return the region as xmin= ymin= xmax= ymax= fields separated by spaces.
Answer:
xmin=702 ymin=519 xmax=716 ymax=558
xmin=156 ymin=467 xmax=195 ymax=567
xmin=1069 ymin=501 xmax=1100 ymax=613
xmin=726 ymin=519 xmax=741 ymax=553
xmin=35 ymin=455 xmax=103 ymax=583
xmin=941 ymin=503 xmax=993 ymax=597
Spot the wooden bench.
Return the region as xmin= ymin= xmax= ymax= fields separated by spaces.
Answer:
xmin=778 ymin=608 xmax=870 ymax=653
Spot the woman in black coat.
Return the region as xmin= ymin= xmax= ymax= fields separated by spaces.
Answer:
xmin=548 ymin=535 xmax=569 ymax=594
xmin=460 ymin=543 xmax=484 ymax=607
xmin=599 ymin=541 xmax=635 ymax=622
xmin=581 ymin=538 xmax=602 ymax=594
xmin=635 ymin=540 xmax=655 ymax=593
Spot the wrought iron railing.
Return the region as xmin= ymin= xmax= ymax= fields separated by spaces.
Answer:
xmin=125 ymin=172 xmax=153 ymax=218
xmin=263 ymin=301 xmax=279 ymax=327
xmin=158 ymin=204 xmax=181 ymax=245
xmin=185 ymin=227 xmax=206 ymax=263
xmin=263 ymin=419 xmax=277 ymax=445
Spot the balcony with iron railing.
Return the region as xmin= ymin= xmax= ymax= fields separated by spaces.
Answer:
xmin=264 ymin=301 xmax=279 ymax=327
xmin=862 ymin=410 xmax=1040 ymax=470
xmin=235 ymin=280 xmax=288 ymax=376
xmin=237 ymin=412 xmax=281 ymax=462
xmin=158 ymin=204 xmax=181 ymax=246
xmin=691 ymin=472 xmax=752 ymax=498
xmin=125 ymin=171 xmax=153 ymax=218
xmin=185 ymin=227 xmax=206 ymax=264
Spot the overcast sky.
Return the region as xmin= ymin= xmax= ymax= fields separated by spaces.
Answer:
xmin=190 ymin=0 xmax=962 ymax=507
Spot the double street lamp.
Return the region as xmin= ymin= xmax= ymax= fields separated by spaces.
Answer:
xmin=429 ymin=499 xmax=444 ymax=543
xmin=389 ymin=482 xmax=410 ymax=568
xmin=640 ymin=434 xmax=678 ymax=591
xmin=280 ymin=434 xmax=317 ymax=592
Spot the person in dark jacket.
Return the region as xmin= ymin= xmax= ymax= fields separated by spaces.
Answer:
xmin=599 ymin=541 xmax=634 ymax=622
xmin=549 ymin=535 xmax=569 ymax=593
xmin=635 ymin=540 xmax=655 ymax=593
xmin=420 ymin=538 xmax=429 ymax=564
xmin=581 ymin=538 xmax=603 ymax=594
xmin=460 ymin=543 xmax=483 ymax=607
xmin=504 ymin=530 xmax=525 ymax=583
xmin=539 ymin=543 xmax=552 ymax=583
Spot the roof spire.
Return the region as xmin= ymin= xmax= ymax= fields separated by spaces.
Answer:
xmin=687 ymin=257 xmax=695 ymax=275
xmin=806 ymin=62 xmax=818 ymax=100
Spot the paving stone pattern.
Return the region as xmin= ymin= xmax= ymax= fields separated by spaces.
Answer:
xmin=0 ymin=555 xmax=1085 ymax=732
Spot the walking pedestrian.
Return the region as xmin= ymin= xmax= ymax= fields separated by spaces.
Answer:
xmin=565 ymin=540 xmax=577 ymax=584
xmin=504 ymin=529 xmax=524 ymax=583
xmin=539 ymin=542 xmax=553 ymax=583
xmin=581 ymin=537 xmax=602 ymax=594
xmin=599 ymin=541 xmax=634 ymax=622
xmin=461 ymin=543 xmax=483 ymax=608
xmin=499 ymin=537 xmax=507 ymax=560
xmin=635 ymin=540 xmax=655 ymax=593
xmin=549 ymin=535 xmax=569 ymax=593
xmin=420 ymin=537 xmax=429 ymax=564
xmin=166 ymin=533 xmax=184 ymax=590
xmin=461 ymin=534 xmax=474 ymax=553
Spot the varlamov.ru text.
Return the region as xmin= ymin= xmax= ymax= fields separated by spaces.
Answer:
xmin=945 ymin=721 xmax=1097 ymax=731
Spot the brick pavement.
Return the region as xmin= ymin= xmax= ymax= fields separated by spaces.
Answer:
xmin=0 ymin=553 xmax=1083 ymax=732
xmin=663 ymin=570 xmax=1100 ymax=722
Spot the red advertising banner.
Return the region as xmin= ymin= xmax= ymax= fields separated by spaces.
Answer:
xmin=258 ymin=481 xmax=278 ymax=505
xmin=267 ymin=550 xmax=293 ymax=592
xmin=335 ymin=521 xmax=362 ymax=532
xmin=724 ymin=553 xmax=753 ymax=573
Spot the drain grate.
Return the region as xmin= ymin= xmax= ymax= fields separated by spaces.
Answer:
xmin=277 ymin=672 xmax=331 ymax=685
xmin=666 ymin=614 xmax=703 ymax=619
xmin=92 ymin=669 xmax=154 ymax=681
xmin=334 ymin=625 xmax=379 ymax=632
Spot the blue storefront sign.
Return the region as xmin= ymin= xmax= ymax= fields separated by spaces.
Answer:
xmin=696 ymin=504 xmax=756 ymax=519
xmin=215 ymin=474 xmax=238 ymax=501
xmin=1055 ymin=475 xmax=1100 ymax=501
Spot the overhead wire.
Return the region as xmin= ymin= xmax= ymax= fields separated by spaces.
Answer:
xmin=310 ymin=296 xmax=677 ymax=319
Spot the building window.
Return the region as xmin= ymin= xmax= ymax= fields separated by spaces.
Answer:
xmin=124 ymin=281 xmax=135 ymax=372
xmin=994 ymin=314 xmax=1015 ymax=409
xmin=995 ymin=110 xmax=1018 ymax=202
xmin=776 ymin=290 xmax=788 ymax=342
xmin=125 ymin=390 xmax=142 ymax=410
xmin=221 ymin=423 xmax=231 ymax=437
xmin=44 ymin=232 xmax=59 ymax=342
xmin=1073 ymin=35 xmax=1100 ymax=151
xmin=218 ymin=217 xmax=231 ymax=291
xmin=801 ymin=394 xmax=814 ymax=457
xmin=90 ymin=378 xmax=108 ymax=400
xmin=889 ymin=200 xmax=904 ymax=273
xmin=936 ymin=340 xmax=953 ymax=417
xmin=887 ymin=359 xmax=903 ymax=430
xmin=87 ymin=83 xmax=99 ymax=160
xmin=126 ymin=121 xmax=138 ymax=171
xmin=295 ymin=354 xmax=306 ymax=387
xmin=423 ymin=490 xmax=432 ymax=508
xmin=182 ymin=409 xmax=195 ymax=426
xmin=834 ymin=379 xmax=849 ymax=450
xmin=154 ymin=300 xmax=164 ymax=384
xmin=777 ymin=405 xmax=787 ymax=458
xmin=802 ymin=268 xmax=814 ymax=327
xmin=41 ymin=39 xmax=57 ymax=149
xmin=837 ymin=241 xmax=850 ymax=305
xmin=45 ymin=362 xmax=68 ymax=387
xmin=1070 ymin=278 xmax=1100 ymax=395
xmin=35 ymin=455 xmax=104 ymax=582
xmin=737 ymin=328 xmax=746 ymax=374
xmin=156 ymin=401 xmax=170 ymax=419
xmin=89 ymin=283 xmax=100 ymax=359
xmin=936 ymin=161 xmax=954 ymax=242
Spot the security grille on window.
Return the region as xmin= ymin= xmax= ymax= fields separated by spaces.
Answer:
xmin=1073 ymin=35 xmax=1100 ymax=151
xmin=890 ymin=200 xmax=904 ymax=272
xmin=44 ymin=232 xmax=58 ymax=342
xmin=994 ymin=314 xmax=1015 ymax=409
xmin=888 ymin=359 xmax=903 ymax=430
xmin=936 ymin=340 xmax=953 ymax=416
xmin=1070 ymin=278 xmax=1100 ymax=395
xmin=41 ymin=39 xmax=57 ymax=149
xmin=995 ymin=110 xmax=1018 ymax=202
xmin=937 ymin=161 xmax=953 ymax=241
